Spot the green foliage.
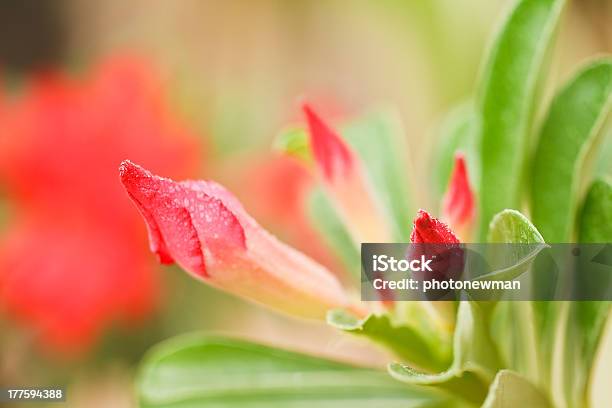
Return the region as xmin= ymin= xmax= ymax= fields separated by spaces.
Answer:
xmin=327 ymin=309 xmax=450 ymax=372
xmin=531 ymin=60 xmax=612 ymax=242
xmin=563 ymin=179 xmax=612 ymax=407
xmin=486 ymin=209 xmax=544 ymax=244
xmin=137 ymin=334 xmax=463 ymax=408
xmin=578 ymin=178 xmax=612 ymax=243
xmin=389 ymin=302 xmax=500 ymax=406
xmin=486 ymin=210 xmax=550 ymax=390
xmin=528 ymin=57 xmax=612 ymax=406
xmin=477 ymin=0 xmax=566 ymax=239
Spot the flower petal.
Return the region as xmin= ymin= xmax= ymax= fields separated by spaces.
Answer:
xmin=302 ymin=103 xmax=353 ymax=181
xmin=120 ymin=160 xmax=356 ymax=319
xmin=442 ymin=153 xmax=475 ymax=238
xmin=119 ymin=160 xmax=244 ymax=277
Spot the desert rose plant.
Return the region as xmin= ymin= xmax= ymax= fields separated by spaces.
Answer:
xmin=123 ymin=0 xmax=611 ymax=406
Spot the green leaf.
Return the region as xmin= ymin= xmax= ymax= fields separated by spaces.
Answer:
xmin=341 ymin=108 xmax=414 ymax=241
xmin=484 ymin=210 xmax=547 ymax=283
xmin=486 ymin=209 xmax=544 ymax=244
xmin=486 ymin=210 xmax=548 ymax=386
xmin=327 ymin=309 xmax=450 ymax=373
xmin=432 ymin=102 xmax=478 ymax=198
xmin=137 ymin=334 xmax=464 ymax=408
xmin=470 ymin=246 xmax=545 ymax=284
xmin=529 ymin=59 xmax=612 ymax=403
xmin=389 ymin=302 xmax=500 ymax=406
xmin=273 ymin=126 xmax=312 ymax=163
xmin=306 ymin=188 xmax=360 ymax=281
xmin=578 ymin=178 xmax=612 ymax=242
xmin=563 ymin=179 xmax=612 ymax=407
xmin=531 ymin=59 xmax=612 ymax=242
xmin=477 ymin=0 xmax=566 ymax=239
xmin=482 ymin=370 xmax=551 ymax=408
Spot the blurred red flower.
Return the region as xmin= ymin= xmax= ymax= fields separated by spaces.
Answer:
xmin=0 ymin=56 xmax=202 ymax=354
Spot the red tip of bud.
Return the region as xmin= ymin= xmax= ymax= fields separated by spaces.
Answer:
xmin=442 ymin=153 xmax=475 ymax=231
xmin=410 ymin=209 xmax=460 ymax=244
xmin=119 ymin=160 xmax=175 ymax=264
xmin=302 ymin=102 xmax=353 ymax=181
xmin=119 ymin=160 xmax=246 ymax=278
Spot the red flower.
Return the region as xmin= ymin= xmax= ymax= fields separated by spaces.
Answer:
xmin=442 ymin=153 xmax=475 ymax=239
xmin=120 ymin=161 xmax=359 ymax=319
xmin=0 ymin=56 xmax=201 ymax=353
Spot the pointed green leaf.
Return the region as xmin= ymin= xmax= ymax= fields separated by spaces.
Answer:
xmin=477 ymin=0 xmax=566 ymax=239
xmin=137 ymin=334 xmax=463 ymax=408
xmin=327 ymin=309 xmax=450 ymax=373
xmin=482 ymin=370 xmax=551 ymax=408
xmin=531 ymin=59 xmax=612 ymax=242
xmin=484 ymin=210 xmax=547 ymax=283
xmin=486 ymin=209 xmax=544 ymax=244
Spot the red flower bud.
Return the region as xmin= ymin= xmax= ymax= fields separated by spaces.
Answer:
xmin=409 ymin=210 xmax=462 ymax=300
xmin=120 ymin=160 xmax=358 ymax=319
xmin=442 ymin=153 xmax=475 ymax=236
xmin=410 ymin=209 xmax=460 ymax=244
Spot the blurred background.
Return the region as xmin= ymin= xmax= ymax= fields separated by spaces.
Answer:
xmin=0 ymin=0 xmax=611 ymax=406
